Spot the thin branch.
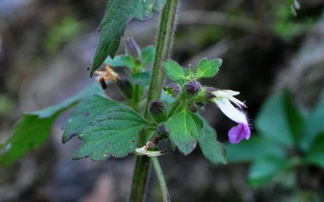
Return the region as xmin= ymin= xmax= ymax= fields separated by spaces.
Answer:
xmin=151 ymin=157 xmax=170 ymax=202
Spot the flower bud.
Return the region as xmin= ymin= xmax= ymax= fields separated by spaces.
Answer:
xmin=164 ymin=83 xmax=180 ymax=97
xmin=125 ymin=37 xmax=141 ymax=59
xmin=184 ymin=81 xmax=201 ymax=96
xmin=149 ymin=101 xmax=167 ymax=123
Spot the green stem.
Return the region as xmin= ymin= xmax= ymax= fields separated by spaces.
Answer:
xmin=129 ymin=0 xmax=178 ymax=201
xmin=151 ymin=157 xmax=170 ymax=202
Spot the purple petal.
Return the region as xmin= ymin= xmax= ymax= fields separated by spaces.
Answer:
xmin=228 ymin=123 xmax=251 ymax=144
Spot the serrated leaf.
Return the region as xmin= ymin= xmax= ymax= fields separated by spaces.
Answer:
xmin=198 ymin=121 xmax=226 ymax=164
xmin=196 ymin=58 xmax=222 ymax=78
xmin=130 ymin=71 xmax=151 ymax=86
xmin=90 ymin=0 xmax=166 ymax=76
xmin=163 ymin=60 xmax=187 ymax=83
xmin=166 ymin=110 xmax=203 ymax=155
xmin=248 ymin=157 xmax=287 ymax=187
xmin=226 ymin=136 xmax=285 ymax=163
xmin=104 ymin=55 xmax=126 ymax=67
xmin=0 ymin=83 xmax=104 ymax=165
xmin=255 ymin=91 xmax=304 ymax=147
xmin=63 ymin=95 xmax=149 ymax=160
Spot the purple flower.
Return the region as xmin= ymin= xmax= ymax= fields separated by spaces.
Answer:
xmin=228 ymin=123 xmax=251 ymax=144
xmin=211 ymin=89 xmax=251 ymax=144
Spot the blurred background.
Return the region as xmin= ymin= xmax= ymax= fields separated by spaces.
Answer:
xmin=0 ymin=0 xmax=324 ymax=201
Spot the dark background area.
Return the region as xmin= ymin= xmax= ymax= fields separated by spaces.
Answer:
xmin=0 ymin=0 xmax=324 ymax=201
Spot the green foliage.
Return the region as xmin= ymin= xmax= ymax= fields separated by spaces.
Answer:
xmin=196 ymin=58 xmax=222 ymax=79
xmin=198 ymin=121 xmax=226 ymax=164
xmin=273 ymin=2 xmax=315 ymax=40
xmin=248 ymin=157 xmax=287 ymax=187
xmin=255 ymin=91 xmax=303 ymax=147
xmin=130 ymin=71 xmax=151 ymax=86
xmin=163 ymin=58 xmax=222 ymax=84
xmin=227 ymin=91 xmax=324 ymax=187
xmin=0 ymin=114 xmax=58 ymax=165
xmin=44 ymin=17 xmax=84 ymax=52
xmin=166 ymin=110 xmax=203 ymax=155
xmin=226 ymin=136 xmax=285 ymax=162
xmin=90 ymin=0 xmax=166 ymax=76
xmin=0 ymin=84 xmax=104 ymax=165
xmin=63 ymin=95 xmax=149 ymax=160
xmin=163 ymin=60 xmax=187 ymax=84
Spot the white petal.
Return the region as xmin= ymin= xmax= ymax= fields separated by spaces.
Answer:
xmin=212 ymin=89 xmax=246 ymax=108
xmin=213 ymin=98 xmax=248 ymax=124
xmin=135 ymin=146 xmax=164 ymax=158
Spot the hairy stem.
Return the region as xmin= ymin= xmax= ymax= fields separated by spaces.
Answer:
xmin=152 ymin=157 xmax=170 ymax=202
xmin=129 ymin=0 xmax=178 ymax=201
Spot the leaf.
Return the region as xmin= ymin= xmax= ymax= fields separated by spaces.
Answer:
xmin=0 ymin=114 xmax=58 ymax=165
xmin=255 ymin=91 xmax=304 ymax=147
xmin=163 ymin=60 xmax=187 ymax=83
xmin=305 ymin=133 xmax=324 ymax=167
xmin=197 ymin=121 xmax=226 ymax=164
xmin=248 ymin=157 xmax=287 ymax=187
xmin=130 ymin=71 xmax=151 ymax=86
xmin=300 ymin=99 xmax=324 ymax=151
xmin=166 ymin=110 xmax=203 ymax=155
xmin=90 ymin=0 xmax=166 ymax=76
xmin=226 ymin=136 xmax=285 ymax=163
xmin=0 ymin=83 xmax=104 ymax=165
xmin=31 ymin=83 xmax=105 ymax=118
xmin=196 ymin=58 xmax=222 ymax=78
xmin=104 ymin=55 xmax=126 ymax=67
xmin=141 ymin=46 xmax=155 ymax=67
xmin=63 ymin=95 xmax=149 ymax=160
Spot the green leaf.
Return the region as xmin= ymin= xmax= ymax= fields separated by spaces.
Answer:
xmin=300 ymin=99 xmax=324 ymax=151
xmin=166 ymin=110 xmax=203 ymax=155
xmin=31 ymin=83 xmax=105 ymax=118
xmin=305 ymin=133 xmax=324 ymax=167
xmin=255 ymin=91 xmax=304 ymax=147
xmin=163 ymin=60 xmax=187 ymax=83
xmin=0 ymin=83 xmax=104 ymax=165
xmin=0 ymin=114 xmax=58 ymax=165
xmin=130 ymin=71 xmax=151 ymax=86
xmin=196 ymin=58 xmax=222 ymax=78
xmin=226 ymin=136 xmax=286 ymax=163
xmin=63 ymin=95 xmax=148 ymax=160
xmin=198 ymin=121 xmax=226 ymax=164
xmin=248 ymin=157 xmax=287 ymax=187
xmin=90 ymin=0 xmax=166 ymax=76
xmin=104 ymin=55 xmax=126 ymax=67
xmin=141 ymin=45 xmax=155 ymax=67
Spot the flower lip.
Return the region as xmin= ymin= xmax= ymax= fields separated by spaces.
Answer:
xmin=228 ymin=123 xmax=251 ymax=144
